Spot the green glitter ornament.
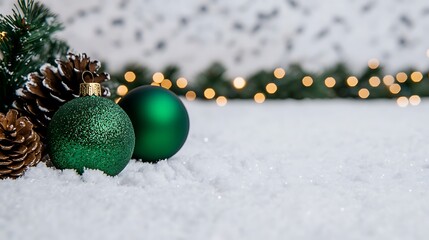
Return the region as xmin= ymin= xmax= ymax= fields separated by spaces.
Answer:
xmin=118 ymin=86 xmax=189 ymax=162
xmin=47 ymin=72 xmax=135 ymax=176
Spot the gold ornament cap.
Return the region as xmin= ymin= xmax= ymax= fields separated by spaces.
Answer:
xmin=80 ymin=71 xmax=101 ymax=96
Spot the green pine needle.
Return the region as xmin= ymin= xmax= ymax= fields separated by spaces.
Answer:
xmin=0 ymin=0 xmax=69 ymax=112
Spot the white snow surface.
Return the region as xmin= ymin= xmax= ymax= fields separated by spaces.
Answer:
xmin=2 ymin=0 xmax=429 ymax=78
xmin=2 ymin=100 xmax=429 ymax=240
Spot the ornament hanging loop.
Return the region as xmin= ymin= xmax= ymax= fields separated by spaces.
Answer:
xmin=80 ymin=71 xmax=101 ymax=96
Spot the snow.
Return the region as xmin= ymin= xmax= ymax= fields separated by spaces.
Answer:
xmin=2 ymin=0 xmax=429 ymax=78
xmin=1 ymin=100 xmax=429 ymax=240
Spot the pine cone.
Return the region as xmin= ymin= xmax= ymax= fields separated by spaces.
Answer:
xmin=0 ymin=109 xmax=42 ymax=179
xmin=12 ymin=52 xmax=110 ymax=141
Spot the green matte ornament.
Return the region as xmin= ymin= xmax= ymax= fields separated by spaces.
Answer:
xmin=118 ymin=86 xmax=189 ymax=162
xmin=47 ymin=73 xmax=135 ymax=176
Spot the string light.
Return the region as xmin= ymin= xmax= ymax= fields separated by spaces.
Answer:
xmin=254 ymin=93 xmax=265 ymax=103
xmin=176 ymin=77 xmax=188 ymax=88
xmin=204 ymin=88 xmax=216 ymax=99
xmin=216 ymin=96 xmax=227 ymax=106
xmin=389 ymin=84 xmax=401 ymax=94
xmin=273 ymin=68 xmax=286 ymax=79
xmin=265 ymin=83 xmax=277 ymax=94
xmin=185 ymin=91 xmax=196 ymax=101
xmin=397 ymin=96 xmax=409 ymax=107
xmin=233 ymin=77 xmax=246 ymax=89
xmin=396 ymin=72 xmax=407 ymax=83
xmin=382 ymin=75 xmax=395 ymax=86
xmin=346 ymin=76 xmax=358 ymax=87
xmin=302 ymin=76 xmax=313 ymax=87
xmin=325 ymin=77 xmax=336 ymax=88
xmin=410 ymin=72 xmax=423 ymax=83
xmin=369 ymin=76 xmax=381 ymax=87
xmin=161 ymin=79 xmax=172 ymax=89
xmin=124 ymin=71 xmax=136 ymax=82
xmin=152 ymin=72 xmax=164 ymax=83
xmin=409 ymin=95 xmax=421 ymax=106
xmin=358 ymin=88 xmax=370 ymax=99
xmin=116 ymin=85 xmax=128 ymax=96
xmin=368 ymin=58 xmax=380 ymax=69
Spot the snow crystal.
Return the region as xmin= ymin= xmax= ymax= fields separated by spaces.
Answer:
xmin=1 ymin=100 xmax=429 ymax=240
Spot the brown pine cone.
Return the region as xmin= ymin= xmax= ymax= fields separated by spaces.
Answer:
xmin=0 ymin=109 xmax=42 ymax=179
xmin=12 ymin=52 xmax=111 ymax=141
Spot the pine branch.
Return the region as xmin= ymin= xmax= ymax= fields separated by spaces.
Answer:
xmin=0 ymin=0 xmax=68 ymax=112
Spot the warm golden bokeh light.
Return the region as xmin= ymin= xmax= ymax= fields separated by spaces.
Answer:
xmin=265 ymin=83 xmax=278 ymax=94
xmin=254 ymin=93 xmax=265 ymax=103
xmin=409 ymin=95 xmax=421 ymax=106
xmin=152 ymin=72 xmax=164 ymax=83
xmin=116 ymin=85 xmax=128 ymax=96
xmin=124 ymin=71 xmax=136 ymax=82
xmin=176 ymin=77 xmax=188 ymax=88
xmin=346 ymin=76 xmax=358 ymax=87
xmin=369 ymin=76 xmax=381 ymax=87
xmin=185 ymin=91 xmax=196 ymax=101
xmin=397 ymin=96 xmax=409 ymax=107
xmin=216 ymin=96 xmax=227 ymax=106
xmin=396 ymin=72 xmax=407 ymax=83
xmin=302 ymin=76 xmax=313 ymax=87
xmin=382 ymin=75 xmax=395 ymax=86
xmin=204 ymin=88 xmax=216 ymax=99
xmin=324 ymin=77 xmax=336 ymax=88
xmin=389 ymin=84 xmax=401 ymax=94
xmin=115 ymin=97 xmax=121 ymax=104
xmin=233 ymin=77 xmax=246 ymax=89
xmin=358 ymin=88 xmax=370 ymax=99
xmin=151 ymin=82 xmax=160 ymax=86
xmin=410 ymin=72 xmax=423 ymax=83
xmin=161 ymin=79 xmax=172 ymax=89
xmin=368 ymin=58 xmax=380 ymax=69
xmin=273 ymin=68 xmax=286 ymax=79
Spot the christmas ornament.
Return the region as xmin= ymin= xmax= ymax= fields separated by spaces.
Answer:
xmin=0 ymin=109 xmax=42 ymax=179
xmin=118 ymin=86 xmax=189 ymax=162
xmin=47 ymin=72 xmax=135 ymax=176
xmin=13 ymin=53 xmax=110 ymax=142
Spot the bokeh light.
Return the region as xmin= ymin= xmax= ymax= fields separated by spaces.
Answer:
xmin=397 ymin=96 xmax=409 ymax=107
xmin=325 ymin=77 xmax=336 ymax=88
xmin=273 ymin=68 xmax=286 ymax=79
xmin=265 ymin=83 xmax=278 ymax=94
xmin=368 ymin=58 xmax=380 ymax=69
xmin=358 ymin=88 xmax=370 ymax=99
xmin=369 ymin=76 xmax=381 ymax=87
xmin=254 ymin=93 xmax=265 ymax=103
xmin=185 ymin=91 xmax=196 ymax=101
xmin=302 ymin=76 xmax=313 ymax=87
xmin=152 ymin=72 xmax=164 ymax=83
xmin=233 ymin=77 xmax=246 ymax=89
xmin=204 ymin=88 xmax=216 ymax=99
xmin=124 ymin=71 xmax=136 ymax=82
xmin=346 ymin=76 xmax=358 ymax=87
xmin=396 ymin=72 xmax=407 ymax=83
xmin=117 ymin=85 xmax=128 ymax=96
xmin=176 ymin=77 xmax=188 ymax=88
xmin=409 ymin=95 xmax=421 ymax=106
xmin=410 ymin=72 xmax=423 ymax=83
xmin=216 ymin=96 xmax=227 ymax=106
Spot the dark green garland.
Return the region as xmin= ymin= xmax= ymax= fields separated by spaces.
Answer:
xmin=108 ymin=62 xmax=429 ymax=100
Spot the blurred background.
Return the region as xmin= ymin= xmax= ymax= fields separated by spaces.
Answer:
xmin=1 ymin=0 xmax=429 ymax=106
